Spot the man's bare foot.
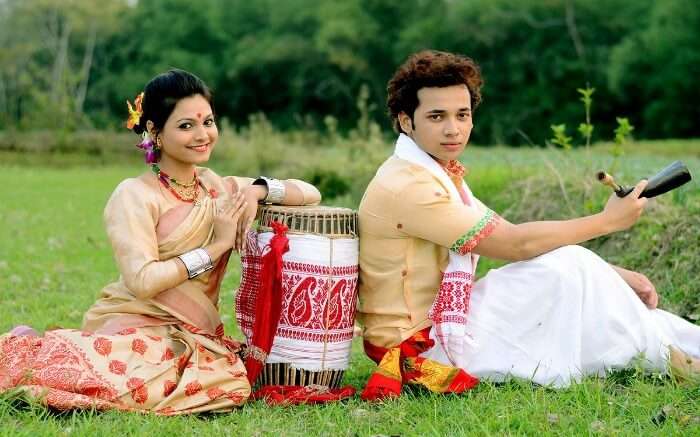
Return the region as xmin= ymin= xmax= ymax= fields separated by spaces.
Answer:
xmin=669 ymin=346 xmax=700 ymax=383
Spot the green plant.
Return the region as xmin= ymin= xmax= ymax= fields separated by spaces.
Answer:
xmin=549 ymin=124 xmax=573 ymax=150
xmin=577 ymin=86 xmax=595 ymax=150
xmin=613 ymin=117 xmax=635 ymax=147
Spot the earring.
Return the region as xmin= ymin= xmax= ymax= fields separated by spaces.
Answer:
xmin=155 ymin=135 xmax=162 ymax=150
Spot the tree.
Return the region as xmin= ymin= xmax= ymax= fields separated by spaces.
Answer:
xmin=609 ymin=0 xmax=700 ymax=138
xmin=0 ymin=0 xmax=127 ymax=129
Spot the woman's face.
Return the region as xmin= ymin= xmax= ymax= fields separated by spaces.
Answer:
xmin=156 ymin=94 xmax=218 ymax=166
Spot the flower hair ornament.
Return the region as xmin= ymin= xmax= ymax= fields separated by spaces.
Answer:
xmin=125 ymin=92 xmax=144 ymax=129
xmin=136 ymin=131 xmax=160 ymax=164
xmin=126 ymin=92 xmax=159 ymax=164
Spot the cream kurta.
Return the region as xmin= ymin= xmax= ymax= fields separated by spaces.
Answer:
xmin=358 ymin=156 xmax=491 ymax=348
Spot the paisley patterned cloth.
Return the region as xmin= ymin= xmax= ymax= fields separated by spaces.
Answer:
xmin=0 ymin=326 xmax=247 ymax=414
xmin=237 ymin=223 xmax=359 ymax=372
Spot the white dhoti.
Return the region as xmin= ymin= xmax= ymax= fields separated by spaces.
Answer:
xmin=422 ymin=245 xmax=700 ymax=387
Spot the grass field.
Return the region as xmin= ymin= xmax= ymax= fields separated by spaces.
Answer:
xmin=1 ymin=134 xmax=699 ymax=436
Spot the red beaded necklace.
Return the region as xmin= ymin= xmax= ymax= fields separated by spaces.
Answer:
xmin=151 ymin=164 xmax=201 ymax=203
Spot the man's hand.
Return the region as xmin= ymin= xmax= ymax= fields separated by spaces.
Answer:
xmin=601 ymin=179 xmax=648 ymax=232
xmin=611 ymin=264 xmax=659 ymax=309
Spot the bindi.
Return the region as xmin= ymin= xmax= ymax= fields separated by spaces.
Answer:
xmin=196 ymin=112 xmax=203 ymax=120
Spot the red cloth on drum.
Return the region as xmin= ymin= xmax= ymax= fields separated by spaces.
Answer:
xmin=252 ymin=384 xmax=356 ymax=405
xmin=237 ymin=220 xmax=358 ymax=374
xmin=244 ymin=222 xmax=289 ymax=384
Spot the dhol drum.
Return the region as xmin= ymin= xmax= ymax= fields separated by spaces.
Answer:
xmin=236 ymin=205 xmax=359 ymax=388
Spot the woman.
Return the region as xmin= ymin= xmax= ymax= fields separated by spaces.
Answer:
xmin=0 ymin=69 xmax=321 ymax=414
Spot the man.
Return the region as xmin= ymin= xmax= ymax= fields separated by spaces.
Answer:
xmin=357 ymin=50 xmax=700 ymax=400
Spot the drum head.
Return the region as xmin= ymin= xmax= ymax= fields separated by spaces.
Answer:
xmin=257 ymin=205 xmax=358 ymax=238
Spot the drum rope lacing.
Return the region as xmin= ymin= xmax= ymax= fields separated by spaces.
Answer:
xmin=321 ymin=235 xmax=334 ymax=378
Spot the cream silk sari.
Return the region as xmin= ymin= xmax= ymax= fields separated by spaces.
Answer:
xmin=0 ymin=169 xmax=251 ymax=414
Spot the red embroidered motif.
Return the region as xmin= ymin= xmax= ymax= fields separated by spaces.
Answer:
xmin=146 ymin=335 xmax=163 ymax=342
xmin=225 ymin=391 xmax=246 ymax=404
xmin=161 ymin=348 xmax=175 ymax=362
xmin=44 ymin=342 xmax=80 ymax=366
xmin=237 ymin=256 xmax=358 ymax=344
xmin=77 ymin=376 xmax=117 ymax=400
xmin=131 ymin=385 xmax=148 ymax=404
xmin=0 ymin=336 xmax=41 ymax=387
xmin=37 ymin=387 xmax=115 ymax=411
xmin=429 ymin=271 xmax=473 ymax=325
xmin=117 ymin=328 xmax=137 ymax=335
xmin=37 ymin=366 xmax=81 ymax=391
xmin=131 ymin=338 xmax=148 ymax=355
xmin=126 ymin=377 xmax=144 ymax=389
xmin=126 ymin=377 xmax=148 ymax=404
xmin=108 ymin=360 xmax=127 ymax=375
xmin=163 ymin=380 xmax=177 ymax=396
xmin=177 ymin=354 xmax=187 ymax=370
xmin=49 ymin=332 xmax=119 ymax=400
xmin=454 ymin=213 xmax=501 ymax=256
xmin=206 ymin=387 xmax=225 ymax=400
xmin=92 ymin=337 xmax=112 ymax=356
xmin=185 ymin=381 xmax=202 ymax=396
xmin=1 ymin=331 xmax=121 ymax=407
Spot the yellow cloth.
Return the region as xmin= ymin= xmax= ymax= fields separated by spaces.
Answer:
xmin=357 ymin=156 xmax=490 ymax=348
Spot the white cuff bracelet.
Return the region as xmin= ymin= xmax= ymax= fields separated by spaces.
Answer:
xmin=178 ymin=248 xmax=213 ymax=279
xmin=253 ymin=176 xmax=286 ymax=204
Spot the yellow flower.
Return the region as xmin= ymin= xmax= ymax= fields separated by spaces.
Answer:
xmin=125 ymin=92 xmax=144 ymax=129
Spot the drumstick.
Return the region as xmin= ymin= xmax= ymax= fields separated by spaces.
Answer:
xmin=596 ymin=171 xmax=627 ymax=197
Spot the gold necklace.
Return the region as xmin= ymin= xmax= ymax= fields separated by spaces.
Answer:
xmin=168 ymin=181 xmax=200 ymax=202
xmin=169 ymin=177 xmax=198 ymax=188
xmin=152 ymin=165 xmax=200 ymax=203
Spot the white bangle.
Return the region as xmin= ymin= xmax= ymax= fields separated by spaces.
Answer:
xmin=177 ymin=248 xmax=213 ymax=279
xmin=253 ymin=176 xmax=286 ymax=204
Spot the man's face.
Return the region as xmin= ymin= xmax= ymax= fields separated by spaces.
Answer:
xmin=399 ymin=84 xmax=473 ymax=163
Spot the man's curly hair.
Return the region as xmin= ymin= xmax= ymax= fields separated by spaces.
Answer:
xmin=387 ymin=50 xmax=483 ymax=133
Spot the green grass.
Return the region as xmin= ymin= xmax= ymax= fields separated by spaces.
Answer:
xmin=1 ymin=136 xmax=700 ymax=435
